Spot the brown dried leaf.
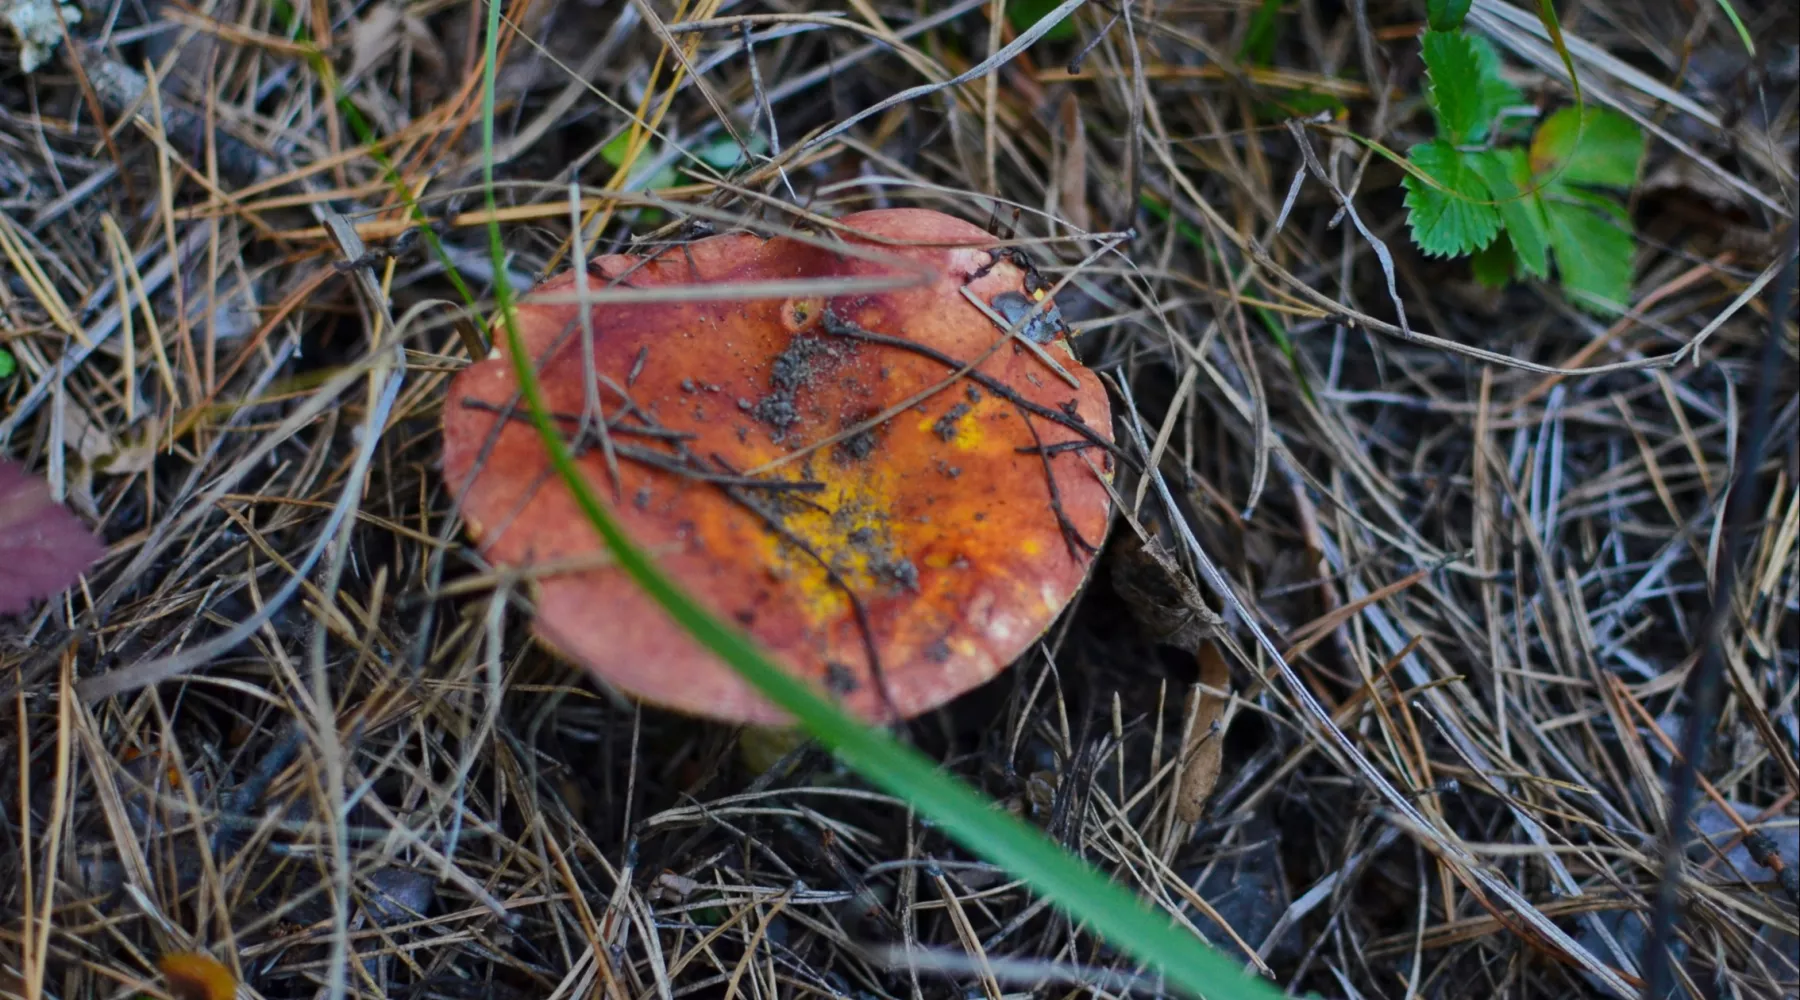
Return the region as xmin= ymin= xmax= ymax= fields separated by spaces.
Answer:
xmin=1109 ymin=531 xmax=1219 ymax=653
xmin=1175 ymin=639 xmax=1232 ymax=824
xmin=100 ymin=416 xmax=161 ymax=476
xmin=103 ymin=436 xmax=158 ymax=475
xmin=1057 ymin=93 xmax=1091 ymax=232
xmin=60 ymin=401 xmax=115 ymax=466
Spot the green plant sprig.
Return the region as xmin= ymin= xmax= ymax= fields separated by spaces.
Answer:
xmin=1400 ymin=14 xmax=1646 ymax=313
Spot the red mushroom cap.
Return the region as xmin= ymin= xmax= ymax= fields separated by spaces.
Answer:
xmin=442 ymin=209 xmax=1114 ymax=724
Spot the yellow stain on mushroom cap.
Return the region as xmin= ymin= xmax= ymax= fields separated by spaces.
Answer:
xmin=915 ymin=410 xmax=987 ymax=451
xmin=735 ymin=459 xmax=906 ymax=629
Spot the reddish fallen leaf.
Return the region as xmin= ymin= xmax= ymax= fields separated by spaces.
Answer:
xmin=0 ymin=457 xmax=105 ymax=614
xmin=443 ymin=208 xmax=1115 ymax=725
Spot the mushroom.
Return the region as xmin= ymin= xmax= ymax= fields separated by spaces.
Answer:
xmin=441 ymin=209 xmax=1114 ymax=724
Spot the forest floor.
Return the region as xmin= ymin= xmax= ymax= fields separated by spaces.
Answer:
xmin=1 ymin=1 xmax=1796 ymax=998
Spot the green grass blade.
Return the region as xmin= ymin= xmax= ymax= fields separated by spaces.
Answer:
xmin=1532 ymin=0 xmax=1583 ymax=108
xmin=1709 ymin=0 xmax=1756 ymax=56
xmin=470 ymin=4 xmax=1287 ymax=998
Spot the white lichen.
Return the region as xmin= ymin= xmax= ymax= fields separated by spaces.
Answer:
xmin=4 ymin=0 xmax=81 ymax=73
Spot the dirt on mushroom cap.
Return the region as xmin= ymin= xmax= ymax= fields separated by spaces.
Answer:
xmin=441 ymin=208 xmax=1114 ymax=725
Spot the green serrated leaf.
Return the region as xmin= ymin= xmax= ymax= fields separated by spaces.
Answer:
xmin=1428 ymin=0 xmax=1473 ymax=31
xmin=1008 ymin=0 xmax=1079 ymax=42
xmin=1421 ymin=30 xmax=1520 ymax=145
xmin=1529 ymin=107 xmax=1645 ymax=188
xmin=1421 ymin=30 xmax=1486 ymax=144
xmin=1470 ymin=234 xmax=1517 ymax=288
xmin=1467 ymin=35 xmax=1524 ymax=136
xmin=1544 ymin=187 xmax=1635 ymax=313
xmin=1404 ymin=140 xmax=1503 ymax=257
xmin=1467 ymin=147 xmax=1551 ymax=278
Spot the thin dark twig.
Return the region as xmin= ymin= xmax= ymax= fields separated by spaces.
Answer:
xmin=1066 ymin=5 xmax=1122 ymax=74
xmin=1017 ymin=441 xmax=1106 ymax=458
xmin=665 ymin=446 xmax=822 ymax=492
xmin=1744 ymin=830 xmax=1800 ymax=903
xmin=1015 ymin=399 xmax=1100 ymax=560
xmin=460 ymin=398 xmax=696 ymax=441
xmin=463 ymin=398 xmax=824 ymax=491
xmin=1640 ymin=226 xmax=1797 ymax=1000
xmin=210 ymin=718 xmax=307 ymax=858
xmin=602 ymin=442 xmax=825 ymax=491
xmin=1117 ymin=0 xmax=1144 ymax=237
xmin=818 ymin=309 xmax=1134 ymax=468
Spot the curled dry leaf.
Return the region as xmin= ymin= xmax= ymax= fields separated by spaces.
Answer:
xmin=1109 ymin=530 xmax=1220 ymax=653
xmin=1176 ymin=638 xmax=1233 ymax=824
xmin=0 ymin=457 xmax=106 ymax=614
xmin=442 ymin=209 xmax=1115 ymax=724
